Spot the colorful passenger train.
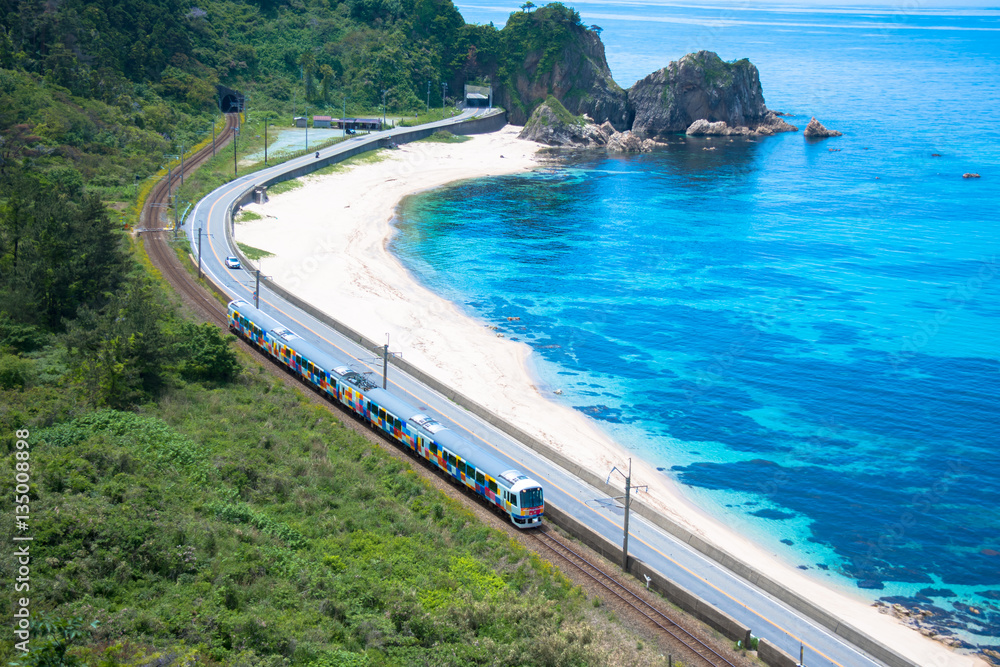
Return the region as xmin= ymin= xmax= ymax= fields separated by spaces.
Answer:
xmin=228 ymin=299 xmax=545 ymax=527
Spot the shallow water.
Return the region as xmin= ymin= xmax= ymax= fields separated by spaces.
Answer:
xmin=395 ymin=1 xmax=1000 ymax=646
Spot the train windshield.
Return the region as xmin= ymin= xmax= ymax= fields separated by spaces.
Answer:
xmin=520 ymin=487 xmax=543 ymax=509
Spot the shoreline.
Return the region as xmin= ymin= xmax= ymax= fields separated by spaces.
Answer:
xmin=237 ymin=125 xmax=984 ymax=667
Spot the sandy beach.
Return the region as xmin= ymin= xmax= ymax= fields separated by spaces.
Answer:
xmin=237 ymin=125 xmax=983 ymax=667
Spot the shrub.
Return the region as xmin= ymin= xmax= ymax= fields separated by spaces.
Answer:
xmin=176 ymin=321 xmax=240 ymax=383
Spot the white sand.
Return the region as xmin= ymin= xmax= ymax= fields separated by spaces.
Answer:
xmin=237 ymin=125 xmax=984 ymax=667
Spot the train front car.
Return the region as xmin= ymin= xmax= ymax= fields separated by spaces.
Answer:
xmin=497 ymin=470 xmax=544 ymax=528
xmin=430 ymin=428 xmax=544 ymax=529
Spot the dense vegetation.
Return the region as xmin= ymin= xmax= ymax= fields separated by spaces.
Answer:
xmin=1 ymin=337 xmax=666 ymax=665
xmin=0 ymin=0 xmax=599 ymax=204
xmin=0 ymin=1 xmax=678 ymax=663
xmin=0 ymin=179 xmax=664 ymax=663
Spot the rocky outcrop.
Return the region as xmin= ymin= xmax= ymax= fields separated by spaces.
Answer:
xmin=628 ymin=51 xmax=796 ymax=139
xmin=498 ymin=6 xmax=630 ymax=129
xmin=803 ymin=117 xmax=842 ymax=138
xmin=518 ymin=97 xmax=606 ymax=147
xmin=685 ymin=112 xmax=796 ymax=137
xmin=605 ymin=130 xmax=656 ymax=153
xmin=519 ymin=97 xmax=655 ymax=152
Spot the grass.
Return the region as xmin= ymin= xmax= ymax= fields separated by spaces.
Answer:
xmin=420 ymin=130 xmax=472 ymax=144
xmin=397 ymin=106 xmax=464 ymax=127
xmin=236 ymin=210 xmax=263 ymax=222
xmin=0 ymin=317 xmax=670 ymax=666
xmin=266 ymin=179 xmax=304 ymax=196
xmin=237 ymin=242 xmax=275 ymax=260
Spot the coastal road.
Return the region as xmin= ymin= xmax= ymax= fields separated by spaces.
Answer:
xmin=187 ymin=111 xmax=898 ymax=667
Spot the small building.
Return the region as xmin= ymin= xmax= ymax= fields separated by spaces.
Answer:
xmin=294 ymin=116 xmax=307 ymax=128
xmin=313 ymin=115 xmax=332 ymax=128
xmin=333 ymin=118 xmax=383 ymax=132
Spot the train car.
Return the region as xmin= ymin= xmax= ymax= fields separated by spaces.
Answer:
xmin=226 ymin=299 xmax=544 ymax=527
xmin=229 ymin=299 xmax=347 ymax=403
xmin=364 ymin=386 xmax=544 ymax=527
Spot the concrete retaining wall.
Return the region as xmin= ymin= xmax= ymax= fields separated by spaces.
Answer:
xmin=218 ymin=110 xmax=919 ymax=667
xmin=758 ymin=638 xmax=799 ymax=667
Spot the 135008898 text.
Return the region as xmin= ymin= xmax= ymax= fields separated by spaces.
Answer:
xmin=12 ymin=428 xmax=32 ymax=653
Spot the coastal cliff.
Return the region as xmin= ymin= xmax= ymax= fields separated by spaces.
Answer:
xmin=497 ymin=4 xmax=630 ymax=129
xmin=629 ymin=51 xmax=796 ymax=138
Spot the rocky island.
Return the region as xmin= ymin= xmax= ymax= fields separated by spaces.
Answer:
xmin=499 ymin=7 xmax=803 ymax=151
xmin=803 ymin=117 xmax=844 ymax=138
xmin=630 ymin=51 xmax=798 ymax=138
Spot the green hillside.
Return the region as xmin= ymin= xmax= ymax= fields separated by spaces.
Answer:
xmin=0 ymin=3 xmax=686 ymax=665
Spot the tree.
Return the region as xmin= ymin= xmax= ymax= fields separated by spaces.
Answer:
xmin=68 ymin=276 xmax=170 ymax=408
xmin=299 ymin=52 xmax=317 ymax=102
xmin=520 ymin=1 xmax=536 ymax=11
xmin=177 ymin=322 xmax=240 ymax=383
xmin=590 ymin=24 xmax=603 ymax=35
xmin=319 ymin=64 xmax=335 ymax=104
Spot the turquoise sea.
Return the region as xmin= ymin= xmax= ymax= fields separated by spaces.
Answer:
xmin=393 ymin=1 xmax=1000 ymax=647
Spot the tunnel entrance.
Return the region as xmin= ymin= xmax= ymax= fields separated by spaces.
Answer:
xmin=217 ymin=85 xmax=244 ymax=113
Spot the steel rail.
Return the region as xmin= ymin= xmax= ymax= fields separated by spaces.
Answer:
xmin=531 ymin=528 xmax=742 ymax=667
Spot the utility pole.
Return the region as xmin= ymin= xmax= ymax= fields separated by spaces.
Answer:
xmin=607 ymin=459 xmax=646 ymax=572
xmin=382 ymin=89 xmax=387 ymax=129
xmin=376 ymin=335 xmax=401 ymax=389
xmin=264 ymin=118 xmax=268 ymax=165
xmin=426 ymin=80 xmax=431 ymax=115
xmin=442 ymin=82 xmax=448 ymax=116
xmin=180 ymin=146 xmax=185 ymax=185
xmin=212 ymin=120 xmax=216 ymax=156
xmin=233 ymin=127 xmax=238 ymax=176
xmin=255 ymin=269 xmax=261 ymax=308
xmin=305 ymin=106 xmax=309 ymax=150
xmin=197 ymin=227 xmax=203 ymax=280
xmin=383 ymin=336 xmax=389 ymax=389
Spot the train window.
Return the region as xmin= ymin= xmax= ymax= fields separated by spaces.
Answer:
xmin=447 ymin=453 xmax=456 ymax=468
xmin=488 ymin=479 xmax=497 ymax=494
xmin=510 ymin=493 xmax=518 ymax=507
xmin=430 ymin=442 xmax=438 ymax=456
xmin=466 ymin=463 xmax=475 ymax=479
xmin=476 ymin=471 xmax=485 ymax=485
xmin=394 ymin=417 xmax=401 ymax=430
xmin=521 ymin=487 xmax=543 ymax=508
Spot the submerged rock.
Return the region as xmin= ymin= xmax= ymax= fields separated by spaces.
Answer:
xmin=803 ymin=117 xmax=843 ymax=138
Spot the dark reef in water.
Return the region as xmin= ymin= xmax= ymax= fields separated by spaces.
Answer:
xmin=750 ymin=508 xmax=796 ymax=520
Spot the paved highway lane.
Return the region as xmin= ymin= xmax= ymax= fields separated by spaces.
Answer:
xmin=185 ymin=112 xmax=900 ymax=667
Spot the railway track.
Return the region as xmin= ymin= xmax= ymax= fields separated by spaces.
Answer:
xmin=139 ymin=114 xmax=752 ymax=666
xmin=142 ymin=112 xmax=240 ymax=328
xmin=530 ymin=528 xmax=742 ymax=667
